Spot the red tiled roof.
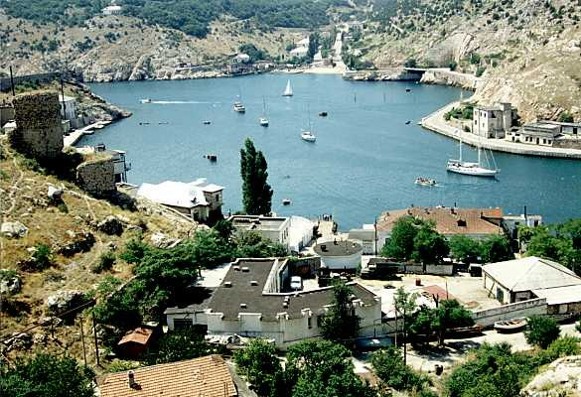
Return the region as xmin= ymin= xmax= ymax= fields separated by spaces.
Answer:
xmin=118 ymin=327 xmax=154 ymax=346
xmin=99 ymin=355 xmax=238 ymax=397
xmin=376 ymin=207 xmax=503 ymax=236
xmin=422 ymin=285 xmax=455 ymax=302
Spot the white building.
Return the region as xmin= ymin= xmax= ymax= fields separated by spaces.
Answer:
xmin=482 ymin=256 xmax=581 ymax=304
xmin=102 ymin=4 xmax=122 ymax=15
xmin=348 ymin=224 xmax=376 ymax=255
xmin=289 ymin=37 xmax=310 ymax=59
xmin=288 ymin=216 xmax=315 ymax=253
xmin=472 ymin=103 xmax=514 ymax=138
xmin=59 ymin=95 xmax=76 ymax=121
xmin=233 ymin=53 xmax=251 ymax=64
xmin=137 ymin=179 xmax=224 ymax=223
xmin=229 ymin=215 xmax=291 ymax=249
xmin=313 ymin=240 xmax=363 ymax=271
xmin=165 ymin=258 xmax=382 ymax=349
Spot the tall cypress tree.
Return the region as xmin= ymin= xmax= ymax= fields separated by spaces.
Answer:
xmin=240 ymin=138 xmax=273 ymax=215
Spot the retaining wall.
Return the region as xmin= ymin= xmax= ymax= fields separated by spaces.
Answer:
xmin=472 ymin=298 xmax=547 ymax=328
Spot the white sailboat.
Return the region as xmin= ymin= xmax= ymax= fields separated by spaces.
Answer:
xmin=300 ymin=106 xmax=316 ymax=142
xmin=446 ymin=131 xmax=499 ymax=177
xmin=259 ymin=97 xmax=269 ymax=127
xmin=282 ymin=80 xmax=293 ymax=97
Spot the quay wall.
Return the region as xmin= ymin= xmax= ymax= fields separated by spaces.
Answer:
xmin=421 ymin=102 xmax=581 ymax=159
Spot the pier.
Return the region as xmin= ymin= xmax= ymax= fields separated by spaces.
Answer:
xmin=420 ymin=102 xmax=581 ymax=159
xmin=63 ymin=120 xmax=111 ymax=147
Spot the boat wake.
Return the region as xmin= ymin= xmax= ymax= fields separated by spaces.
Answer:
xmin=149 ymin=100 xmax=220 ymax=105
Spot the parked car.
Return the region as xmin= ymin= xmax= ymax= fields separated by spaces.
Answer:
xmin=290 ymin=276 xmax=303 ymax=291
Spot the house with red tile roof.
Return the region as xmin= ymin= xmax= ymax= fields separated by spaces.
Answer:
xmin=99 ymin=355 xmax=238 ymax=397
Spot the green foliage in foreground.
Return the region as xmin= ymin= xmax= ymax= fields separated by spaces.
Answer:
xmin=449 ymin=234 xmax=513 ymax=264
xmin=146 ymin=327 xmax=220 ymax=365
xmin=371 ymin=346 xmax=429 ymax=392
xmin=320 ymin=281 xmax=361 ymax=344
xmin=0 ymin=353 xmax=94 ymax=397
xmin=409 ymin=299 xmax=474 ymax=346
xmin=235 ymin=339 xmax=374 ymax=397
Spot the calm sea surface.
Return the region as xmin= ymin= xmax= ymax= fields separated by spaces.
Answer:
xmin=85 ymin=74 xmax=581 ymax=230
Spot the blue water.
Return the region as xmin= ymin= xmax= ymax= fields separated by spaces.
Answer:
xmin=84 ymin=74 xmax=581 ymax=229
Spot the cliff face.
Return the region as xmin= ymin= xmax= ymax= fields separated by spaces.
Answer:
xmin=0 ymin=14 xmax=302 ymax=83
xmin=353 ymin=0 xmax=581 ymax=121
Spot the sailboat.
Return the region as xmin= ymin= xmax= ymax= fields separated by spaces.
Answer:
xmin=446 ymin=131 xmax=499 ymax=177
xmin=259 ymin=97 xmax=269 ymax=127
xmin=282 ymin=80 xmax=293 ymax=97
xmin=300 ymin=106 xmax=316 ymax=142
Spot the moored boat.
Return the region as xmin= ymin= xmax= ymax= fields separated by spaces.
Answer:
xmin=494 ymin=318 xmax=527 ymax=333
xmin=301 ymin=130 xmax=316 ymax=142
xmin=415 ymin=177 xmax=437 ymax=187
xmin=233 ymin=101 xmax=246 ymax=113
xmin=282 ymin=80 xmax=293 ymax=97
xmin=259 ymin=117 xmax=269 ymax=127
xmin=282 ymin=199 xmax=292 ymax=206
xmin=446 ymin=132 xmax=499 ymax=177
xmin=318 ymin=111 xmax=328 ymax=117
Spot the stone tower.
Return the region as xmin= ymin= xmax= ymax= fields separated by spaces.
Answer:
xmin=9 ymin=91 xmax=63 ymax=159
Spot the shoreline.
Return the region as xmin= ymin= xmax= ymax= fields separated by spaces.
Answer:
xmin=420 ymin=102 xmax=581 ymax=160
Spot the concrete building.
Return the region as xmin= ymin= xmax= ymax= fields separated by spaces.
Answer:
xmin=506 ymin=121 xmax=581 ymax=149
xmin=137 ymin=179 xmax=224 ymax=223
xmin=502 ymin=212 xmax=543 ymax=240
xmin=348 ymin=224 xmax=376 ymax=255
xmin=102 ymin=4 xmax=122 ymax=15
xmin=99 ymin=355 xmax=238 ymax=397
xmin=229 ymin=215 xmax=291 ymax=249
xmin=375 ymin=206 xmax=504 ymax=249
xmin=58 ymin=94 xmax=76 ymax=121
xmin=313 ymin=240 xmax=363 ymax=271
xmin=472 ymin=103 xmax=514 ymax=138
xmin=482 ymin=256 xmax=581 ymax=304
xmin=165 ymin=258 xmax=382 ymax=349
xmin=288 ymin=216 xmax=315 ymax=253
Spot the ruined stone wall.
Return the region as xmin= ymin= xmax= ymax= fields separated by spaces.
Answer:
xmin=76 ymin=157 xmax=116 ymax=197
xmin=9 ymin=91 xmax=63 ymax=159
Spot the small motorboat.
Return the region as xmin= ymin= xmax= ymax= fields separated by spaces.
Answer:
xmin=282 ymin=199 xmax=292 ymax=206
xmin=158 ymin=121 xmax=169 ymax=125
xmin=318 ymin=111 xmax=328 ymax=117
xmin=204 ymin=154 xmax=217 ymax=162
xmin=233 ymin=102 xmax=246 ymax=113
xmin=139 ymin=122 xmax=150 ymax=126
xmin=405 ymin=88 xmax=411 ymax=93
xmin=259 ymin=117 xmax=269 ymax=127
xmin=405 ymin=120 xmax=411 ymax=125
xmin=494 ymin=318 xmax=527 ymax=333
xmin=415 ymin=177 xmax=437 ymax=187
xmin=202 ymin=120 xmax=212 ymax=125
xmin=140 ymin=98 xmax=152 ymax=104
xmin=300 ymin=130 xmax=316 ymax=142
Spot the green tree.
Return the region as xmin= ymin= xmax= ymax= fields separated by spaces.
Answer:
xmin=234 ymin=230 xmax=288 ymax=258
xmin=558 ymin=111 xmax=574 ymax=122
xmin=381 ymin=216 xmax=419 ymax=260
xmin=525 ymin=315 xmax=560 ymax=349
xmin=412 ymin=224 xmax=450 ymax=264
xmin=480 ymin=234 xmax=513 ymax=263
xmin=449 ymin=235 xmax=481 ymax=263
xmin=286 ymin=340 xmax=373 ymax=397
xmin=146 ymin=327 xmax=215 ymax=365
xmin=409 ymin=299 xmax=473 ymax=346
xmin=394 ymin=287 xmax=418 ymax=364
xmin=321 ymin=281 xmax=361 ymax=344
xmin=234 ymin=339 xmax=284 ymax=397
xmin=0 ymin=353 xmax=94 ymax=397
xmin=543 ymin=336 xmax=581 ymax=362
xmin=371 ymin=346 xmax=427 ymax=391
xmin=240 ymin=138 xmax=273 ymax=215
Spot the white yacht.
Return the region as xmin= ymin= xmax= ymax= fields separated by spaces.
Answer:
xmin=446 ymin=132 xmax=499 ymax=177
xmin=259 ymin=97 xmax=269 ymax=126
xmin=233 ymin=101 xmax=246 ymax=113
xmin=300 ymin=130 xmax=316 ymax=142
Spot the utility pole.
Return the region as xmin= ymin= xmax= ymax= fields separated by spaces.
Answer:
xmin=60 ymin=77 xmax=66 ymax=119
xmin=92 ymin=314 xmax=100 ymax=367
xmin=79 ymin=315 xmax=87 ymax=367
xmin=9 ymin=66 xmax=15 ymax=97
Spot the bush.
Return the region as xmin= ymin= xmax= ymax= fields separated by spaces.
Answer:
xmin=542 ymin=336 xmax=581 ymax=362
xmin=371 ymin=346 xmax=428 ymax=391
xmin=92 ymin=251 xmax=116 ymax=273
xmin=558 ymin=111 xmax=574 ymax=122
xmin=475 ymin=66 xmax=486 ymax=77
xmin=525 ymin=315 xmax=560 ymax=349
xmin=404 ymin=58 xmax=418 ymax=68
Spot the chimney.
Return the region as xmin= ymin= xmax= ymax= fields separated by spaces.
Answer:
xmin=127 ymin=371 xmax=136 ymax=389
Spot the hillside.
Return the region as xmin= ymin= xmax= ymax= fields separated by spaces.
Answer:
xmin=346 ymin=0 xmax=581 ymax=121
xmin=0 ymin=134 xmax=199 ymax=363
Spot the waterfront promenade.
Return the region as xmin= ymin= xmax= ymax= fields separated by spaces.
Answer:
xmin=420 ymin=102 xmax=581 ymax=159
xmin=64 ymin=120 xmax=111 ymax=147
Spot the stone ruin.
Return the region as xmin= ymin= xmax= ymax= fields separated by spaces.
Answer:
xmin=76 ymin=156 xmax=116 ymax=197
xmin=8 ymin=91 xmax=63 ymax=159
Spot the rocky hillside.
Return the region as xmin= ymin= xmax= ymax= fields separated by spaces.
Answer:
xmin=348 ymin=0 xmax=581 ymax=121
xmin=0 ymin=11 xmax=313 ymax=82
xmin=0 ymin=137 xmax=199 ymax=362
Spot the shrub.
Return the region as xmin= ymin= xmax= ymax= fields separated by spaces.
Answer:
xmin=92 ymin=251 xmax=116 ymax=273
xmin=558 ymin=111 xmax=574 ymax=122
xmin=525 ymin=315 xmax=560 ymax=349
xmin=475 ymin=66 xmax=486 ymax=77
xmin=542 ymin=336 xmax=581 ymax=362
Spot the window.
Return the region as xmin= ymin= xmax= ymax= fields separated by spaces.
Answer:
xmin=307 ymin=317 xmax=312 ymax=329
xmin=173 ymin=318 xmax=192 ymax=329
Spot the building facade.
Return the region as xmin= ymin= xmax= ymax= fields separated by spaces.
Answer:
xmin=229 ymin=215 xmax=291 ymax=248
xmin=472 ymin=103 xmax=513 ymax=139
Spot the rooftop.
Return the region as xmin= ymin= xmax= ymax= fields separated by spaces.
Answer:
xmin=376 ymin=207 xmax=503 ymax=236
xmin=137 ymin=179 xmax=223 ymax=209
xmin=99 ymin=355 xmax=237 ymax=397
xmin=208 ymin=259 xmax=378 ymax=322
xmin=118 ymin=327 xmax=154 ymax=347
xmin=229 ymin=215 xmax=289 ymax=231
xmin=483 ymin=256 xmax=581 ymax=292
xmin=532 ymin=284 xmax=581 ymax=305
xmin=313 ymin=240 xmax=363 ymax=257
